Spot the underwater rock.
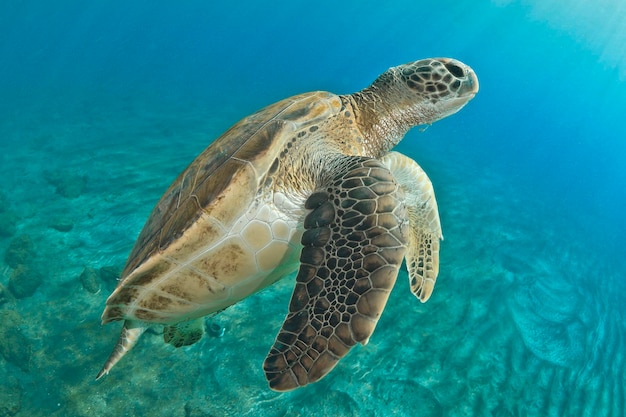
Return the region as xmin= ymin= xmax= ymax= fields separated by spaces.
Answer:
xmin=0 ymin=311 xmax=31 ymax=373
xmin=99 ymin=265 xmax=121 ymax=284
xmin=4 ymin=235 xmax=35 ymax=269
xmin=0 ymin=327 xmax=32 ymax=373
xmin=207 ymin=321 xmax=225 ymax=338
xmin=0 ymin=210 xmax=18 ymax=237
xmin=183 ymin=403 xmax=215 ymax=417
xmin=0 ymin=375 xmax=22 ymax=417
xmin=43 ymin=169 xmax=87 ymax=199
xmin=50 ymin=217 xmax=73 ymax=232
xmin=79 ymin=266 xmax=101 ymax=294
xmin=8 ymin=265 xmax=43 ymax=298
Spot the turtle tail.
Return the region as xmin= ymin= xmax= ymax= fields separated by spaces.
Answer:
xmin=96 ymin=320 xmax=146 ymax=380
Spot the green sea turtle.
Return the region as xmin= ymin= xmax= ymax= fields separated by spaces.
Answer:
xmin=97 ymin=58 xmax=479 ymax=391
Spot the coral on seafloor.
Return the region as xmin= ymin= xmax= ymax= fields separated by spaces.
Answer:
xmin=0 ymin=310 xmax=32 ymax=373
xmin=4 ymin=235 xmax=35 ymax=269
xmin=0 ymin=283 xmax=15 ymax=305
xmin=0 ymin=375 xmax=22 ymax=417
xmin=8 ymin=265 xmax=43 ymax=299
xmin=43 ymin=169 xmax=87 ymax=199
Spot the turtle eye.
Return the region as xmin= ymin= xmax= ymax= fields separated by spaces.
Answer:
xmin=445 ymin=62 xmax=465 ymax=78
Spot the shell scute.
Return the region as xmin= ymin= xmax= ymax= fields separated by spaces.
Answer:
xmin=103 ymin=91 xmax=340 ymax=324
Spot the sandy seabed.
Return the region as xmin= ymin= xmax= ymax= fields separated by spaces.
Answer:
xmin=0 ymin=98 xmax=623 ymax=417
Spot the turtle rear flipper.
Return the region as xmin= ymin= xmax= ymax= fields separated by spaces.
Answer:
xmin=96 ymin=320 xmax=146 ymax=380
xmin=163 ymin=318 xmax=205 ymax=348
xmin=382 ymin=151 xmax=442 ymax=302
xmin=263 ymin=157 xmax=408 ymax=391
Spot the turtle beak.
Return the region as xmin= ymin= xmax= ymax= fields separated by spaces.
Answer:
xmin=462 ymin=68 xmax=479 ymax=97
xmin=438 ymin=57 xmax=479 ymax=98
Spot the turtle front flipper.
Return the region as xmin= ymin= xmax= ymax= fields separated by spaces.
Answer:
xmin=96 ymin=320 xmax=146 ymax=380
xmin=263 ymin=157 xmax=408 ymax=391
xmin=382 ymin=151 xmax=442 ymax=302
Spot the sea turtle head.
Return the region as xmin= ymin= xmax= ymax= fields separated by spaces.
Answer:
xmin=368 ymin=58 xmax=479 ymax=125
xmin=351 ymin=58 xmax=479 ymax=152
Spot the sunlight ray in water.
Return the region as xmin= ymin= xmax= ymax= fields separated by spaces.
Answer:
xmin=513 ymin=0 xmax=626 ymax=78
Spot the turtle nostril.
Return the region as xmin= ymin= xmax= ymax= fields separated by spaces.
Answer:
xmin=445 ymin=62 xmax=465 ymax=78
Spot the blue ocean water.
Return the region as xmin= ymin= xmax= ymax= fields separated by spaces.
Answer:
xmin=1 ymin=1 xmax=625 ymax=416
